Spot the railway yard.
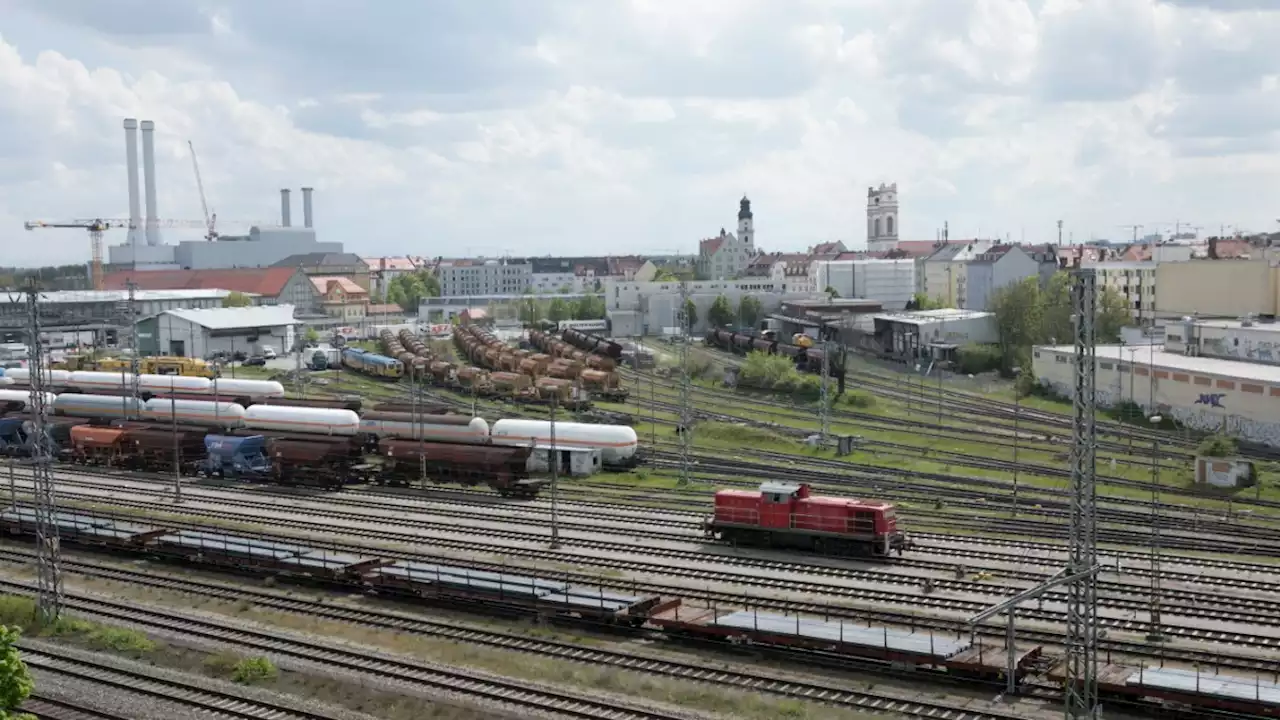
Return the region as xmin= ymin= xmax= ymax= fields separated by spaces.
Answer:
xmin=1 ymin=325 xmax=1279 ymax=719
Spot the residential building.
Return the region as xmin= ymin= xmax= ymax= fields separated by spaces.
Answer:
xmin=698 ymin=196 xmax=757 ymax=280
xmin=143 ymin=305 xmax=298 ymax=359
xmin=361 ymin=256 xmax=423 ymax=299
xmin=365 ymin=303 xmax=406 ymax=325
xmin=965 ymin=244 xmax=1058 ymax=312
xmin=1085 ymin=261 xmax=1158 ymax=325
xmin=272 ymin=252 xmax=371 ymax=292
xmin=866 ymin=183 xmax=899 ymax=253
xmin=101 ymin=267 xmax=319 ymax=310
xmin=813 ymin=259 xmax=916 ymax=310
xmin=437 ymin=258 xmax=532 ymax=297
xmin=311 ymin=276 xmax=370 ymax=322
xmin=921 ymin=241 xmax=993 ymax=307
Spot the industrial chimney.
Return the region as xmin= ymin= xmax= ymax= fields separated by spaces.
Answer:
xmin=301 ymin=187 xmax=314 ymax=228
xmin=280 ymin=188 xmax=292 ymax=227
xmin=140 ymin=120 xmax=162 ymax=246
xmin=123 ymin=119 xmax=143 ymax=248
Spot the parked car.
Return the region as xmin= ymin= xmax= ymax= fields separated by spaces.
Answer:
xmin=243 ymin=355 xmax=267 ymax=367
xmin=232 ymin=351 xmax=248 ymax=362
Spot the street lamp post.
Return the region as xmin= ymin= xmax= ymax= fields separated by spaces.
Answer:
xmin=1011 ymin=366 xmax=1022 ymax=517
xmin=1147 ymin=413 xmax=1164 ymax=643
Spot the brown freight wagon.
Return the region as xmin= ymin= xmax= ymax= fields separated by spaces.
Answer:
xmin=268 ymin=437 xmax=366 ymax=487
xmin=116 ymin=424 xmax=208 ymax=472
xmin=376 ymin=440 xmax=541 ymax=496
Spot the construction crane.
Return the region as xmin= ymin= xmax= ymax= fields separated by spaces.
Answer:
xmin=188 ymin=140 xmax=217 ymax=241
xmin=23 ymin=219 xmax=125 ymax=291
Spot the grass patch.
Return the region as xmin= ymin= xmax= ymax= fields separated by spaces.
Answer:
xmin=0 ymin=594 xmax=157 ymax=656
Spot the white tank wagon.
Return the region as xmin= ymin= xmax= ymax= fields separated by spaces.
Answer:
xmin=358 ymin=412 xmax=490 ymax=444
xmin=53 ymin=393 xmax=141 ymax=419
xmin=141 ymin=399 xmax=246 ymax=428
xmin=67 ymin=371 xmax=213 ymax=395
xmin=5 ymin=368 xmax=72 ymax=386
xmin=0 ymin=390 xmax=58 ymax=412
xmin=0 ymin=377 xmax=12 ymax=387
xmin=489 ymin=419 xmax=638 ymax=467
xmin=243 ymin=405 xmax=361 ymax=436
xmin=211 ymin=378 xmax=285 ymax=400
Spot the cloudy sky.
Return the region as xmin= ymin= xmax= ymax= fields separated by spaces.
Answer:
xmin=1 ymin=0 xmax=1277 ymax=267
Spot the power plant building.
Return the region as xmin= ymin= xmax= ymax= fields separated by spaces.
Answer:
xmin=108 ymin=118 xmax=340 ymax=270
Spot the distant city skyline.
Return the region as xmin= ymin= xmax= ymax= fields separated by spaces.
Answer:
xmin=2 ymin=0 xmax=1278 ymax=267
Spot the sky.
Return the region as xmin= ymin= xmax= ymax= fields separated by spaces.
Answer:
xmin=1 ymin=0 xmax=1278 ymax=267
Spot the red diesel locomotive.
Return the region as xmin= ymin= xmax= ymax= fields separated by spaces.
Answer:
xmin=705 ymin=482 xmax=907 ymax=556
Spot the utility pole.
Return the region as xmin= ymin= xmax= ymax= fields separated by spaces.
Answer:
xmin=23 ymin=283 xmax=63 ymax=623
xmin=170 ymin=376 xmax=182 ymax=503
xmin=1064 ymin=269 xmax=1100 ymax=719
xmin=549 ymin=393 xmax=560 ymax=549
xmin=678 ymin=281 xmax=692 ymax=486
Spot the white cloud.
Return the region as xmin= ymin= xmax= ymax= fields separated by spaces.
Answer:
xmin=2 ymin=0 xmax=1280 ymax=268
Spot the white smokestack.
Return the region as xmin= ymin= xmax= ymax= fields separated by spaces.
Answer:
xmin=140 ymin=120 xmax=162 ymax=246
xmin=280 ymin=189 xmax=292 ymax=227
xmin=301 ymin=187 xmax=313 ymax=228
xmin=123 ymin=119 xmax=143 ymax=248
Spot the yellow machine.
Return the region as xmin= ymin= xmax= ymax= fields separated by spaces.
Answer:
xmin=792 ymin=334 xmax=815 ymax=349
xmin=143 ymin=356 xmax=219 ymax=378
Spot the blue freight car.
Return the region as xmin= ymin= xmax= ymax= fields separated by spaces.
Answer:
xmin=200 ymin=434 xmax=270 ymax=478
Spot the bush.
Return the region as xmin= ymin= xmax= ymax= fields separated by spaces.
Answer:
xmin=955 ymin=344 xmax=1002 ymax=375
xmin=1197 ymin=434 xmax=1237 ymax=458
xmin=231 ymin=657 xmax=278 ymax=685
xmin=844 ymin=392 xmax=876 ymax=408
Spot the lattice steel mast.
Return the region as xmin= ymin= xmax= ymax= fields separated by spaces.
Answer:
xmin=819 ymin=337 xmax=831 ymax=442
xmin=127 ymin=280 xmax=142 ymax=417
xmin=678 ymin=280 xmax=692 ymax=486
xmin=1064 ymin=269 xmax=1100 ymax=718
xmin=24 ymin=284 xmax=64 ymax=622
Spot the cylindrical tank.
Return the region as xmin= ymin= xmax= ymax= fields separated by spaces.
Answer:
xmin=358 ymin=412 xmax=490 ymax=443
xmin=53 ymin=393 xmax=141 ymax=418
xmin=244 ymin=405 xmax=360 ymax=436
xmin=0 ymin=389 xmax=58 ymax=411
xmin=0 ymin=377 xmax=12 ymax=387
xmin=489 ymin=419 xmax=638 ymax=465
xmin=142 ymin=398 xmax=246 ymax=428
xmin=66 ymin=371 xmax=214 ymax=394
xmin=211 ymin=378 xmax=285 ymax=399
xmin=5 ymin=368 xmax=72 ymax=386
xmin=490 ymin=372 xmax=530 ymax=392
xmin=580 ymin=369 xmax=618 ymax=390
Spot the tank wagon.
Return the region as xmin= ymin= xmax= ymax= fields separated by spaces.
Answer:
xmin=452 ymin=325 xmax=593 ymax=407
xmin=6 ymin=369 xmax=284 ymax=404
xmin=706 ymin=482 xmax=907 ymax=557
xmin=525 ymin=329 xmax=628 ymax=402
xmin=489 ymin=418 xmax=638 ymax=468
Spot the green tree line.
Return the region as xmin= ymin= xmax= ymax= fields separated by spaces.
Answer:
xmin=989 ymin=272 xmax=1130 ymax=373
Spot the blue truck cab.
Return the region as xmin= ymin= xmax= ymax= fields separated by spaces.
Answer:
xmin=201 ymin=434 xmax=270 ymax=478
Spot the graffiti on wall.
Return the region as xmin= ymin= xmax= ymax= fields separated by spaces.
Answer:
xmin=1195 ymin=393 xmax=1226 ymax=408
xmin=1043 ymin=381 xmax=1280 ymax=448
xmin=1203 ymin=335 xmax=1280 ymax=365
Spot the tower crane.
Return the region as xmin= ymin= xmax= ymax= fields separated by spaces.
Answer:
xmin=23 ymin=219 xmax=125 ymax=291
xmin=188 ymin=140 xmax=217 ymax=241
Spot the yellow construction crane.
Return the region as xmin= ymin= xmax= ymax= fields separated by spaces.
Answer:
xmin=23 ymin=218 xmax=125 ymax=291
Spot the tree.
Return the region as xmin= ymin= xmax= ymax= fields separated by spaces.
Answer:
xmin=708 ymin=295 xmax=734 ymax=328
xmin=910 ymin=293 xmax=947 ymax=311
xmin=572 ymin=294 xmax=605 ymax=320
xmin=989 ymin=276 xmax=1044 ymax=372
xmin=681 ymin=298 xmax=697 ymax=330
xmin=824 ymin=286 xmax=840 ymax=300
xmin=222 ymin=291 xmax=252 ymax=308
xmin=518 ymin=290 xmax=541 ymax=327
xmin=303 ymin=327 xmax=319 ymax=344
xmin=738 ymin=295 xmax=763 ymax=328
xmin=548 ymin=298 xmax=571 ymax=323
xmin=386 ymin=270 xmax=441 ymax=312
xmin=0 ymin=626 xmax=33 ymax=717
xmin=1039 ymin=272 xmax=1074 ymax=345
xmin=1096 ymin=286 xmax=1130 ymax=343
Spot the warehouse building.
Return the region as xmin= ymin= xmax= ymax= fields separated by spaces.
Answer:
xmin=872 ymin=309 xmax=997 ymax=361
xmin=1032 ymin=343 xmax=1280 ymax=447
xmin=141 ymin=305 xmax=298 ymax=359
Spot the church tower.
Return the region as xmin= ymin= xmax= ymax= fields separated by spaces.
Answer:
xmin=738 ymin=195 xmax=754 ymax=252
xmin=866 ymin=183 xmax=898 ymax=253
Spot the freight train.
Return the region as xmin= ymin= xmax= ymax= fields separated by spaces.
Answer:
xmin=524 ymin=329 xmax=629 ymax=401
xmin=453 ymin=325 xmax=608 ymax=407
xmin=0 ymin=507 xmax=1048 ymax=688
xmin=705 ymin=482 xmax=907 ymax=557
xmin=705 ymin=328 xmax=844 ymax=379
xmin=341 ymin=348 xmax=404 ymax=380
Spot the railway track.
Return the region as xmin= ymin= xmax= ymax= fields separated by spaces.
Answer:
xmin=21 ymin=644 xmax=338 ymax=720
xmin=3 ymin=579 xmax=704 ymax=720
xmin=20 ymin=695 xmax=136 ymax=720
xmin=12 ymin=489 xmax=1280 ymax=674
xmin=24 ymin=474 xmax=1280 ymax=627
xmin=0 ymin=547 xmax=1033 ymax=720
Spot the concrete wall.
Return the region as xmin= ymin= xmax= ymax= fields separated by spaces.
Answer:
xmin=1032 ymin=345 xmax=1280 ymax=447
xmin=177 ymin=229 xmax=342 ymax=270
xmin=1156 ymin=259 xmax=1278 ymax=320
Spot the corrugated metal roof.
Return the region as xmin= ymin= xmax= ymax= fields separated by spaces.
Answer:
xmin=162 ymin=305 xmax=298 ymax=330
xmin=1038 ymin=343 xmax=1280 ymax=384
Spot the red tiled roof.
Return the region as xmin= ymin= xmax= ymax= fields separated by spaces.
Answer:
xmin=102 ymin=268 xmax=298 ymax=297
xmin=699 ymin=237 xmax=725 ymax=257
xmin=809 ymin=241 xmax=846 ymax=255
xmin=893 ymin=241 xmax=958 ymax=258
xmin=366 ymin=303 xmax=404 ymax=315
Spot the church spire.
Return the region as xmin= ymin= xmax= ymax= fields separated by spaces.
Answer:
xmin=738 ymin=195 xmax=752 ymax=221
